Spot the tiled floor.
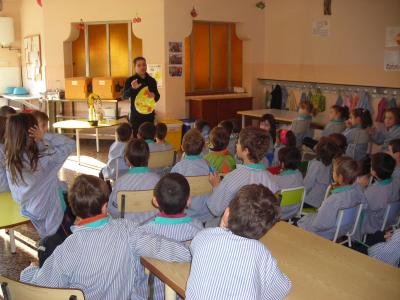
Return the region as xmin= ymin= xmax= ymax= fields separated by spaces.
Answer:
xmin=0 ymin=139 xmax=113 ymax=281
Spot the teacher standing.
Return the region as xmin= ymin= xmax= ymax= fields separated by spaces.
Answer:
xmin=123 ymin=57 xmax=160 ymax=135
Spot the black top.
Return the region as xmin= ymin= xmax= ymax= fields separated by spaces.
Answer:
xmin=123 ymin=73 xmax=160 ymax=116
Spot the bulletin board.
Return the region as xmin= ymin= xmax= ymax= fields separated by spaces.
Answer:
xmin=23 ymin=34 xmax=42 ymax=81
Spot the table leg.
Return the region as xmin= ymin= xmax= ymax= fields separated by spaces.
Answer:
xmin=165 ymin=285 xmax=177 ymax=300
xmin=76 ymin=129 xmax=81 ymax=165
xmin=242 ymin=115 xmax=245 ymax=129
xmin=9 ymin=229 xmax=16 ymax=254
xmin=96 ymin=128 xmax=100 ymax=153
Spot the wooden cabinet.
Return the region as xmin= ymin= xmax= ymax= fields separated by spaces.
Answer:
xmin=187 ymin=94 xmax=253 ymax=127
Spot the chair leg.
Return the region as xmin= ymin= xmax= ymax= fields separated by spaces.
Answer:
xmin=9 ymin=229 xmax=16 ymax=254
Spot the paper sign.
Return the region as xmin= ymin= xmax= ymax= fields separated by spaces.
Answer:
xmin=147 ymin=64 xmax=162 ymax=87
xmin=72 ymin=80 xmax=78 ymax=86
xmin=312 ymin=20 xmax=330 ymax=37
xmin=384 ymin=50 xmax=400 ymax=71
xmin=385 ymin=27 xmax=400 ymax=48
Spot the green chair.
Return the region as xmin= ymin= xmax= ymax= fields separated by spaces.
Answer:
xmin=280 ymin=186 xmax=305 ymax=223
xmin=298 ymin=161 xmax=309 ymax=177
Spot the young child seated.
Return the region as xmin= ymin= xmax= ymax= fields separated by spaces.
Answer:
xmin=207 ymin=127 xmax=279 ymax=225
xmin=186 ymin=184 xmax=291 ymax=300
xmin=204 ymin=127 xmax=236 ymax=174
xmin=137 ymin=121 xmax=158 ymax=152
xmin=271 ymin=129 xmax=296 ymax=167
xmin=0 ymin=105 xmax=16 ymax=117
xmin=370 ymin=108 xmax=400 ymax=152
xmin=218 ymin=119 xmax=236 ymax=156
xmin=0 ymin=116 xmax=9 ymax=192
xmin=290 ymin=101 xmax=314 ymax=147
xmin=108 ymin=138 xmax=160 ymax=222
xmin=328 ymin=133 xmax=348 ymax=156
xmin=388 ymin=139 xmax=400 ymax=183
xmin=138 ymin=173 xmax=203 ymax=299
xmin=259 ymin=114 xmax=277 ymax=163
xmin=298 ymin=156 xmax=366 ymax=240
xmin=356 ymin=156 xmax=372 ymax=190
xmin=101 ymin=122 xmax=132 ymax=180
xmin=271 ymin=146 xmax=304 ymax=220
xmin=362 ymin=153 xmax=398 ymax=236
xmin=20 ymin=174 xmax=190 ymax=300
xmin=368 ymin=228 xmax=400 ymax=267
xmin=304 ymin=137 xmax=339 ymax=208
xmin=343 ymin=108 xmax=372 ymax=161
xmin=154 ymin=122 xmax=174 ymax=151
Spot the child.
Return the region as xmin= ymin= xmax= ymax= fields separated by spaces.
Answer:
xmin=20 ymin=174 xmax=191 ymax=300
xmin=271 ymin=146 xmax=304 ymax=220
xmin=4 ymin=113 xmax=76 ymax=238
xmin=343 ymin=108 xmax=372 ymax=161
xmin=271 ymin=129 xmax=296 ymax=166
xmin=31 ymin=110 xmax=49 ymax=133
xmin=108 ymin=138 xmax=160 ymax=222
xmin=186 ymin=184 xmax=291 ymax=300
xmin=154 ymin=122 xmax=174 ymax=151
xmin=137 ymin=121 xmax=158 ymax=152
xmin=304 ymin=137 xmax=339 ymax=208
xmin=368 ymin=229 xmax=400 ymax=267
xmin=298 ymin=156 xmax=366 ymax=240
xmin=194 ymin=119 xmax=210 ymax=155
xmin=259 ymin=114 xmax=277 ymax=162
xmin=328 ymin=133 xmax=348 ymax=156
xmin=204 ymin=127 xmax=236 ymax=174
xmin=207 ymin=127 xmax=279 ymax=223
xmin=138 ymin=173 xmax=203 ymax=299
xmin=362 ymin=153 xmax=398 ymax=236
xmin=356 ymin=157 xmax=372 ymax=189
xmin=100 ymin=122 xmax=132 ymax=180
xmin=0 ymin=105 xmax=16 ymax=117
xmin=388 ymin=139 xmax=400 ymax=183
xmin=218 ymin=119 xmax=236 ymax=156
xmin=290 ymin=101 xmax=314 ymax=147
xmin=370 ymin=108 xmax=400 ymax=152
xmin=0 ymin=116 xmax=9 ymax=192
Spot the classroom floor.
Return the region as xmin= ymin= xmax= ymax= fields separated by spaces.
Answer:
xmin=0 ymin=139 xmax=113 ymax=281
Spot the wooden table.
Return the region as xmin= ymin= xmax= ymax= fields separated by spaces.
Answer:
xmin=53 ymin=119 xmax=120 ymax=164
xmin=0 ymin=192 xmax=30 ymax=253
xmin=237 ymin=108 xmax=329 ymax=129
xmin=141 ymin=222 xmax=400 ymax=300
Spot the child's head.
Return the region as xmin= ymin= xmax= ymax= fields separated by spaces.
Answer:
xmin=278 ymin=147 xmax=301 ymax=170
xmin=350 ymin=108 xmax=373 ymax=129
xmin=299 ymin=101 xmax=313 ymax=115
xmin=388 ymin=139 xmax=400 ymax=163
xmin=222 ymin=184 xmax=280 ymax=240
xmin=277 ymin=129 xmax=296 ymax=148
xmin=194 ymin=119 xmax=210 ymax=139
xmin=328 ymin=133 xmax=347 ymax=156
xmin=371 ymin=152 xmax=396 ymax=180
xmin=68 ymin=174 xmax=110 ymax=219
xmin=218 ymin=120 xmax=234 ymax=137
xmin=31 ymin=110 xmax=49 ymax=133
xmin=237 ymin=127 xmax=270 ymax=163
xmin=125 ymin=138 xmax=150 ymax=167
xmin=259 ymin=114 xmax=277 ymax=144
xmin=155 ymin=122 xmax=168 ymax=141
xmin=357 ymin=156 xmax=371 ymax=187
xmin=315 ymin=137 xmax=339 ymax=166
xmin=209 ymin=127 xmax=229 ymax=151
xmin=333 ymin=156 xmax=359 ymax=185
xmin=134 ymin=56 xmax=147 ymax=76
xmin=137 ymin=122 xmax=156 ymax=141
xmin=116 ymin=122 xmax=133 ymax=142
xmin=182 ymin=128 xmax=205 ymax=155
xmin=0 ymin=105 xmax=16 ymax=117
xmin=153 ymin=173 xmax=190 ymax=215
xmin=0 ymin=116 xmax=6 ymax=144
xmin=329 ymin=105 xmax=349 ymax=121
xmin=383 ymin=108 xmax=400 ymax=129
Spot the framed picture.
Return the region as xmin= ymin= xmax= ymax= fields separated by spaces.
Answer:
xmin=169 ymin=42 xmax=183 ymax=53
xmin=169 ymin=66 xmax=183 ymax=77
xmin=24 ymin=34 xmax=42 ymax=81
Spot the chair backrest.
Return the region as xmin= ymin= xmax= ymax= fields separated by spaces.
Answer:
xmin=185 ymin=176 xmax=213 ymax=196
xmin=280 ymin=186 xmax=305 ymax=219
xmin=0 ymin=275 xmax=85 ymax=300
xmin=117 ymin=190 xmax=156 ymax=218
xmin=333 ymin=204 xmax=363 ymax=242
xmin=381 ymin=201 xmax=400 ymax=231
xmin=148 ymin=150 xmax=176 ymax=168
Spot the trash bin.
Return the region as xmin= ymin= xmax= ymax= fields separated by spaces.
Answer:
xmin=161 ymin=119 xmax=183 ymax=151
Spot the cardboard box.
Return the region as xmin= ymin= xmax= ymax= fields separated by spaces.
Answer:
xmin=65 ymin=77 xmax=92 ymax=100
xmin=92 ymin=77 xmax=127 ymax=100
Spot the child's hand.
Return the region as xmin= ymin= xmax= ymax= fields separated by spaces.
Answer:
xmin=209 ymin=172 xmax=220 ymax=188
xmin=28 ymin=125 xmax=45 ymax=142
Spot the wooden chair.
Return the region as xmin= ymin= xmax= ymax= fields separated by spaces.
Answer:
xmin=185 ymin=176 xmax=213 ymax=197
xmin=148 ymin=150 xmax=176 ymax=169
xmin=0 ymin=275 xmax=85 ymax=300
xmin=117 ymin=190 xmax=156 ymax=218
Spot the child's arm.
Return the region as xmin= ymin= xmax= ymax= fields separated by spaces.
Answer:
xmin=311 ymin=196 xmax=338 ymax=231
xmin=364 ymin=187 xmax=384 ymax=211
xmin=206 ymin=179 xmax=233 ymax=217
xmin=41 ymin=133 xmax=76 ymax=168
xmin=369 ymin=128 xmax=385 ymax=145
xmin=303 ymin=161 xmax=318 ymax=192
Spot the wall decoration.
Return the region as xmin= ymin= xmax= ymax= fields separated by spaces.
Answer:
xmin=169 ymin=66 xmax=183 ymax=77
xmin=256 ymin=1 xmax=266 ymax=9
xmin=132 ymin=14 xmax=142 ymax=24
xmin=385 ymin=27 xmax=400 ymax=48
xmin=384 ymin=50 xmax=400 ymax=71
xmin=147 ymin=64 xmax=162 ymax=87
xmin=312 ymin=20 xmax=330 ymax=37
xmin=324 ymin=0 xmax=332 ymax=15
xmin=190 ymin=6 xmax=198 ymax=18
xmin=24 ymin=34 xmax=42 ymax=81
xmin=168 ymin=41 xmax=183 ymax=77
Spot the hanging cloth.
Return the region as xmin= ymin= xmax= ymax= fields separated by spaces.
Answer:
xmin=375 ymin=97 xmax=388 ymax=122
xmin=388 ymin=97 xmax=398 ymax=108
xmin=281 ymin=86 xmax=289 ymax=110
xmin=270 ymin=85 xmax=283 ymax=109
xmin=288 ymin=90 xmax=298 ymax=111
xmin=336 ymin=93 xmax=344 ymax=106
xmin=300 ymin=91 xmax=308 ymax=103
xmin=311 ymin=88 xmax=326 ymax=113
xmin=350 ymin=93 xmax=360 ymax=112
xmin=356 ymin=91 xmax=372 ymax=113
xmin=343 ymin=93 xmax=353 ymax=109
xmin=265 ymin=89 xmax=271 ymax=108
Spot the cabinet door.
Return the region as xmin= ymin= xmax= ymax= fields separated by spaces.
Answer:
xmin=189 ymin=100 xmax=218 ymax=127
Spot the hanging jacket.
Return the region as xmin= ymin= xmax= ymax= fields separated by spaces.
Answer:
xmin=288 ymin=90 xmax=298 ymax=111
xmin=281 ymin=86 xmax=289 ymax=110
xmin=265 ymin=89 xmax=271 ymax=108
xmin=375 ymin=97 xmax=388 ymax=123
xmin=270 ymin=85 xmax=282 ymax=109
xmin=343 ymin=94 xmax=353 ymax=109
xmin=336 ymin=94 xmax=344 ymax=106
xmin=357 ymin=92 xmax=373 ymax=113
xmin=311 ymin=88 xmax=326 ymax=113
xmin=388 ymin=97 xmax=398 ymax=108
xmin=300 ymin=91 xmax=308 ymax=103
xmin=350 ymin=94 xmax=360 ymax=112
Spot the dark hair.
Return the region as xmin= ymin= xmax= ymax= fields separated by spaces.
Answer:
xmin=384 ymin=107 xmax=400 ymax=126
xmin=260 ymin=114 xmax=277 ymax=144
xmin=0 ymin=116 xmax=6 ymax=144
xmin=182 ymin=128 xmax=204 ymax=155
xmin=116 ymin=123 xmax=132 ymax=142
xmin=209 ymin=127 xmax=229 ymax=151
xmin=125 ymin=138 xmax=150 ymax=167
xmin=278 ymin=147 xmax=301 ymax=170
xmin=133 ymin=56 xmax=146 ymax=65
xmin=278 ymin=129 xmax=296 ymax=148
xmin=0 ymin=106 xmax=16 ymax=117
xmin=154 ymin=173 xmax=190 ymax=215
xmin=31 ymin=110 xmax=49 ymax=123
xmin=389 ymin=139 xmax=400 ymax=154
xmin=194 ymin=119 xmax=210 ymax=137
xmin=230 ymin=119 xmax=241 ymax=134
xmin=239 ymin=127 xmax=270 ymax=163
xmin=328 ymin=133 xmax=347 ymax=156
xmin=331 ymin=105 xmax=349 ymax=121
xmin=352 ymin=108 xmax=373 ymax=128
xmin=299 ymin=101 xmax=314 ymax=113
xmin=156 ymin=122 xmax=168 ymax=140
xmin=228 ymin=184 xmax=280 ymax=240
xmin=315 ymin=137 xmax=340 ymax=166
xmin=68 ymin=174 xmax=110 ymax=219
xmin=218 ymin=120 xmax=234 ymax=136
xmin=334 ymin=156 xmax=359 ymax=185
xmin=371 ymin=152 xmax=396 ymax=180
xmin=138 ymin=122 xmax=156 ymax=141
xmin=358 ymin=156 xmax=371 ymax=177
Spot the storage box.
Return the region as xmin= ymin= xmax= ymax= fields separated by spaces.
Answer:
xmin=65 ymin=77 xmax=92 ymax=100
xmin=161 ymin=120 xmax=183 ymax=151
xmin=92 ymin=77 xmax=127 ymax=100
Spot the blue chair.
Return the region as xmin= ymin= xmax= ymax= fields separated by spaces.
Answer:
xmin=380 ymin=202 xmax=400 ymax=231
xmin=333 ymin=204 xmax=363 ymax=247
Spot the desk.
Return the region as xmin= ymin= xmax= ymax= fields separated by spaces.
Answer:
xmin=237 ymin=108 xmax=329 ymax=129
xmin=0 ymin=192 xmax=30 ymax=253
xmin=141 ymin=222 xmax=400 ymax=300
xmin=53 ymin=119 xmax=120 ymax=164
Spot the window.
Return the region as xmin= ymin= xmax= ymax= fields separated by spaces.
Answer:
xmin=185 ymin=21 xmax=243 ymax=94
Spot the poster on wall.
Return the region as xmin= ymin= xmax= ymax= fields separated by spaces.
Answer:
xmin=169 ymin=66 xmax=183 ymax=77
xmin=385 ymin=27 xmax=400 ymax=48
xmin=168 ymin=41 xmax=183 ymax=77
xmin=147 ymin=64 xmax=163 ymax=87
xmin=312 ymin=20 xmax=330 ymax=37
xmin=24 ymin=35 xmax=42 ymax=81
xmin=384 ymin=50 xmax=400 ymax=71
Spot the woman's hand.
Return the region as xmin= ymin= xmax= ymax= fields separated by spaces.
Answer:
xmin=28 ymin=125 xmax=45 ymax=142
xmin=131 ymin=79 xmax=142 ymax=90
